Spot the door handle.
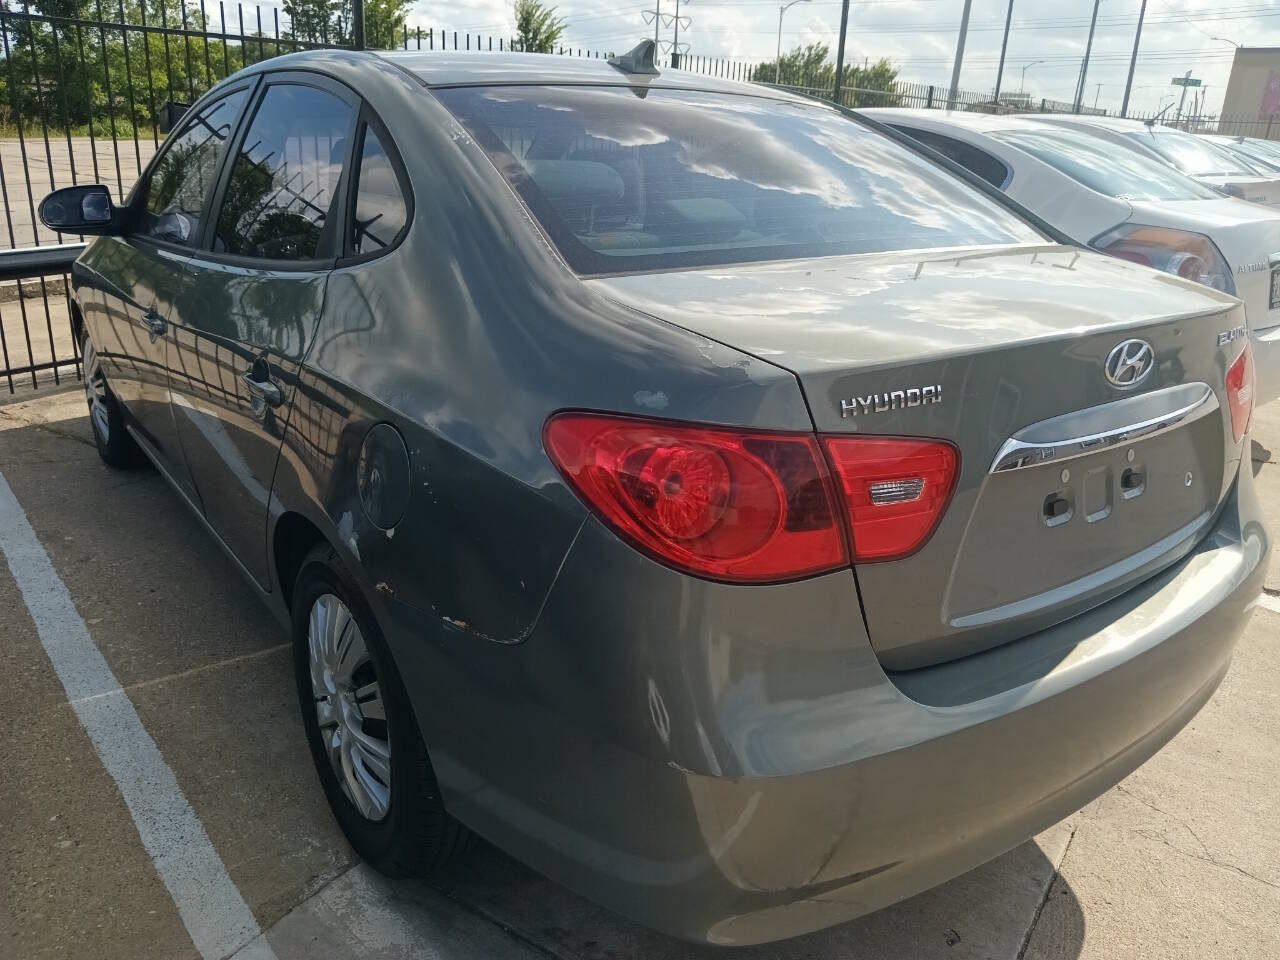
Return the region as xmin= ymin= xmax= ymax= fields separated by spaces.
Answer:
xmin=143 ymin=309 xmax=167 ymax=340
xmin=241 ymin=369 xmax=283 ymax=408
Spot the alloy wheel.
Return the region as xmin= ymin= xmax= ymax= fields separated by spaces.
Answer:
xmin=83 ymin=338 xmax=110 ymax=442
xmin=307 ymin=593 xmax=392 ymax=821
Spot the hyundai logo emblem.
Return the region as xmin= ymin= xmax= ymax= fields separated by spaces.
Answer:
xmin=1103 ymin=339 xmax=1155 ymax=389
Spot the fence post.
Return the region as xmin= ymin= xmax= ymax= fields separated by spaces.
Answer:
xmin=351 ymin=0 xmax=365 ymax=49
xmin=925 ymin=85 xmax=934 ymax=109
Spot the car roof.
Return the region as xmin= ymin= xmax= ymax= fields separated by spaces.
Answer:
xmin=372 ymin=49 xmax=810 ymax=102
xmin=1034 ymin=114 xmax=1154 ymax=133
xmin=857 ymin=108 xmax=1077 ymax=135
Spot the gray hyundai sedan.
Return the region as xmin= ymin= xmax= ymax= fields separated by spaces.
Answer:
xmin=40 ymin=43 xmax=1268 ymax=945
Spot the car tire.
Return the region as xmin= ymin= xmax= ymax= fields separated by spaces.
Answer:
xmin=292 ymin=544 xmax=468 ymax=876
xmin=81 ymin=332 xmax=144 ymax=468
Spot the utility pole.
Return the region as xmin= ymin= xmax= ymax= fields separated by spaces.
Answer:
xmin=1073 ymin=0 xmax=1101 ymax=113
xmin=670 ymin=0 xmax=690 ymax=67
xmin=1093 ymin=82 xmax=1102 ymax=110
xmin=993 ymin=0 xmax=1015 ymax=104
xmin=948 ymin=0 xmax=974 ymax=108
xmin=832 ymin=0 xmax=851 ymax=106
xmin=351 ymin=0 xmax=365 ymax=50
xmin=1120 ymin=0 xmax=1148 ymax=117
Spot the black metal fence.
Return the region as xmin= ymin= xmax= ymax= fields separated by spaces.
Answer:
xmin=1 ymin=2 xmax=1279 ymax=393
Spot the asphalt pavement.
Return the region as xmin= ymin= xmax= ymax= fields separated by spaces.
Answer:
xmin=1 ymin=385 xmax=1277 ymax=960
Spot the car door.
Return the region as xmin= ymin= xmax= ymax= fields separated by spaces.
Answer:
xmin=91 ymin=84 xmax=253 ymax=500
xmin=165 ymin=73 xmax=358 ymax=588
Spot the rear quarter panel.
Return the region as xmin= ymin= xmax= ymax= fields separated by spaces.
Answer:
xmin=266 ymin=59 xmax=811 ymax=644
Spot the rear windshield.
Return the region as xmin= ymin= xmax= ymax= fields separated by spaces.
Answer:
xmin=435 ymin=86 xmax=1039 ymax=274
xmin=993 ymin=128 xmax=1220 ymax=202
xmin=1144 ymin=130 xmax=1260 ymax=178
xmin=1236 ymin=139 xmax=1280 ymax=172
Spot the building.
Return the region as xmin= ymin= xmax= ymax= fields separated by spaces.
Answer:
xmin=1221 ymin=47 xmax=1280 ymax=134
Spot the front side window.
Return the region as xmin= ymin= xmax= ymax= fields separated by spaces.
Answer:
xmin=351 ymin=126 xmax=408 ymax=255
xmin=138 ymin=89 xmax=248 ymax=245
xmin=993 ymin=129 xmax=1220 ymax=202
xmin=214 ymin=84 xmax=353 ymax=261
xmin=435 ymin=86 xmax=1039 ymax=275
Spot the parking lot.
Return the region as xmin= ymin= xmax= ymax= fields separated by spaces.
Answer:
xmin=0 ymin=383 xmax=1278 ymax=960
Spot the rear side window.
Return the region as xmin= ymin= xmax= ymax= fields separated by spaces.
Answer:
xmin=350 ymin=126 xmax=408 ymax=256
xmin=993 ymin=129 xmax=1220 ymax=202
xmin=893 ymin=126 xmax=1009 ymax=188
xmin=435 ymin=86 xmax=1039 ymax=275
xmin=213 ymin=84 xmax=353 ymax=261
xmin=138 ymin=89 xmax=248 ymax=246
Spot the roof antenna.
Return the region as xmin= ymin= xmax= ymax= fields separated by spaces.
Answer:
xmin=608 ymin=39 xmax=660 ymax=76
xmin=1144 ymin=101 xmax=1174 ymax=127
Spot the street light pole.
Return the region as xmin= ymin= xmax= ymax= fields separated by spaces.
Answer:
xmin=1073 ymin=0 xmax=1101 ymax=113
xmin=948 ymin=0 xmax=974 ymax=108
xmin=1120 ymin=0 xmax=1148 ymax=117
xmin=993 ymin=0 xmax=1015 ymax=104
xmin=776 ymin=0 xmax=809 ymax=84
xmin=1019 ymin=59 xmax=1043 ymax=92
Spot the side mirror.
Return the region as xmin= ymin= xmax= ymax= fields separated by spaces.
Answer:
xmin=39 ymin=185 xmax=125 ymax=236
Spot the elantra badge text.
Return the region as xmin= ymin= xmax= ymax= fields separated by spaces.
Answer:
xmin=841 ymin=385 xmax=943 ymax=418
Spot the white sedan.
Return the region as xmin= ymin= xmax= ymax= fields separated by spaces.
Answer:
xmin=860 ymin=109 xmax=1280 ymax=404
xmin=1203 ymin=134 xmax=1280 ymax=176
xmin=1035 ymin=114 xmax=1280 ymax=207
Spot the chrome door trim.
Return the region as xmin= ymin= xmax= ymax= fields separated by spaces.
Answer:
xmin=990 ymin=382 xmax=1218 ymax=474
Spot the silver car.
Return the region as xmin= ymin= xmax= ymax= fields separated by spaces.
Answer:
xmin=864 ymin=108 xmax=1280 ymax=407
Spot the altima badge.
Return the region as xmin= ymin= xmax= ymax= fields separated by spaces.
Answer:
xmin=841 ymin=385 xmax=942 ymax=417
xmin=1103 ymin=339 xmax=1154 ymax=389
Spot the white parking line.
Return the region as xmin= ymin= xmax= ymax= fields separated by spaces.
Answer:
xmin=1259 ymin=592 xmax=1280 ymax=615
xmin=0 ymin=469 xmax=277 ymax=960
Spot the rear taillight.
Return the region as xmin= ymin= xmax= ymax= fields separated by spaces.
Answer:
xmin=543 ymin=413 xmax=848 ymax=582
xmin=1092 ymin=224 xmax=1236 ymax=296
xmin=823 ymin=437 xmax=959 ymax=562
xmin=545 ymin=413 xmax=961 ymax=580
xmin=1227 ymin=344 xmax=1254 ymax=443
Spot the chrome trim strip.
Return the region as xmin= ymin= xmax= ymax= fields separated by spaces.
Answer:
xmin=990 ymin=383 xmax=1218 ymax=474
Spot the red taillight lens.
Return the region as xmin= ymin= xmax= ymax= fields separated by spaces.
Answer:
xmin=822 ymin=437 xmax=959 ymax=562
xmin=1227 ymin=344 xmax=1254 ymax=444
xmin=543 ymin=413 xmax=848 ymax=582
xmin=1093 ymin=224 xmax=1236 ymax=295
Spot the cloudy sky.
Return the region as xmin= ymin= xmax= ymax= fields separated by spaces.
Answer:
xmin=398 ymin=1 xmax=1280 ymax=115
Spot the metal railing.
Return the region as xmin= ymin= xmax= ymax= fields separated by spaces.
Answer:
xmin=2 ymin=3 xmax=1278 ymax=393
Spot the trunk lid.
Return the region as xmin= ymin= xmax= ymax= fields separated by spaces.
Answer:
xmin=1199 ymin=174 xmax=1280 ymax=208
xmin=589 ymin=244 xmax=1249 ymax=669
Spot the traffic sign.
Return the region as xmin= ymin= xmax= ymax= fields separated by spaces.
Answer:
xmin=1172 ymin=76 xmax=1202 ymax=87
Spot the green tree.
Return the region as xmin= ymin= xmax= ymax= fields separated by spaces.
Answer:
xmin=512 ymin=0 xmax=566 ymax=54
xmin=283 ymin=0 xmax=409 ymax=49
xmin=751 ymin=43 xmax=901 ymax=108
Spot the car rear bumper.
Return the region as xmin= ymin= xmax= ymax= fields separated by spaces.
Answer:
xmin=1253 ymin=322 xmax=1280 ymax=406
xmin=380 ymin=464 xmax=1268 ymax=946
